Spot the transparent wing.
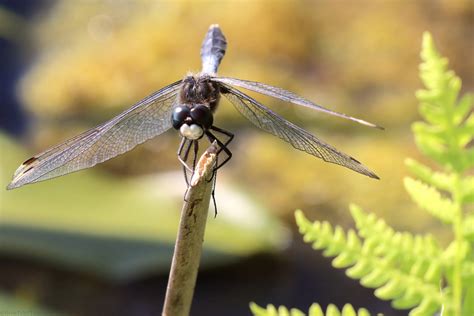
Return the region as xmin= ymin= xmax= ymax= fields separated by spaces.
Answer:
xmin=212 ymin=77 xmax=382 ymax=129
xmin=8 ymin=80 xmax=182 ymax=189
xmin=221 ymin=84 xmax=379 ymax=179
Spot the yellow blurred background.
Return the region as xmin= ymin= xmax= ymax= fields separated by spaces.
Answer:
xmin=0 ymin=1 xmax=472 ymax=315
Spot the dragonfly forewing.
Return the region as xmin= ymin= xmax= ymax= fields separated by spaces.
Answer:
xmin=212 ymin=77 xmax=382 ymax=129
xmin=7 ymin=81 xmax=182 ymax=189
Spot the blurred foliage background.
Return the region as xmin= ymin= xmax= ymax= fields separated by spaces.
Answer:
xmin=0 ymin=0 xmax=472 ymax=315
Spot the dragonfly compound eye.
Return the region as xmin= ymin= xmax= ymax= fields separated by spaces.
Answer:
xmin=172 ymin=106 xmax=191 ymax=129
xmin=190 ymin=105 xmax=213 ymax=129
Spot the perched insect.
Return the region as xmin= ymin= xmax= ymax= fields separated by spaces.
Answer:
xmin=7 ymin=24 xmax=381 ymax=191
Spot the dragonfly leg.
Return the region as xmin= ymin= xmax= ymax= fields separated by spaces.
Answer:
xmin=177 ymin=137 xmax=193 ymax=185
xmin=183 ymin=139 xmax=199 ymax=186
xmin=192 ymin=140 xmax=199 ymax=171
xmin=203 ymin=129 xmax=232 ymax=218
xmin=211 ymin=155 xmax=218 ymax=217
xmin=205 ymin=130 xmax=232 ymax=170
xmin=177 ymin=137 xmax=194 ymax=170
xmin=210 ymin=125 xmax=234 ymax=151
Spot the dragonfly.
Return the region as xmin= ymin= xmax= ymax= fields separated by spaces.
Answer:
xmin=7 ymin=24 xmax=381 ymax=191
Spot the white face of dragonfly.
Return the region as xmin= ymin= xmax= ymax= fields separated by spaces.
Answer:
xmin=180 ymin=123 xmax=204 ymax=140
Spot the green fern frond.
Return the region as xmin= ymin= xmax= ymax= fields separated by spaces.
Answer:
xmin=250 ymin=303 xmax=305 ymax=316
xmin=462 ymin=261 xmax=474 ymax=282
xmin=404 ymin=177 xmax=457 ymax=224
xmin=296 ymin=210 xmax=361 ymax=268
xmin=442 ymin=240 xmax=470 ymax=268
xmin=249 ymin=302 xmax=371 ymax=316
xmin=464 ymin=282 xmax=474 ymax=316
xmin=350 ymin=204 xmax=443 ymax=285
xmin=415 ymin=32 xmax=473 ymax=172
xmin=296 ymin=210 xmax=449 ymax=315
xmin=405 ymin=158 xmax=453 ymax=191
xmin=409 ymin=32 xmax=473 ymax=316
xmin=253 ymin=32 xmax=472 ymax=316
xmin=461 ymin=176 xmax=474 ymax=204
xmin=350 ymin=204 xmax=441 ymax=268
xmin=463 ymin=214 xmax=474 ymax=241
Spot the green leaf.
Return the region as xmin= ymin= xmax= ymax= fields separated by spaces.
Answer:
xmin=346 ymin=258 xmax=371 ymax=279
xmin=324 ymin=226 xmax=347 ymax=257
xmin=465 ymin=147 xmax=474 ymax=169
xmin=462 ymin=214 xmax=474 ymax=241
xmin=412 ymin=122 xmax=446 ymax=164
xmin=355 ymin=308 xmax=371 ymax=316
xmin=250 ymin=303 xmax=278 ymax=316
xmin=443 ymin=240 xmax=470 ymax=267
xmin=460 ymin=176 xmax=474 ymax=203
xmin=326 ymin=304 xmax=341 ymax=316
xmin=404 ymin=177 xmax=456 ymax=224
xmin=249 ymin=303 xmax=372 ymax=316
xmin=392 ymin=289 xmax=423 ymax=309
xmin=418 ymin=101 xmax=448 ymax=125
xmin=309 ymin=304 xmax=325 ymax=316
xmin=360 ymin=267 xmax=390 ymax=288
xmin=453 ymin=93 xmax=473 ymax=125
xmin=340 ymin=304 xmax=357 ymax=316
xmin=298 ymin=208 xmax=446 ymax=314
xmin=454 ymin=122 xmax=474 ymax=148
xmin=424 ymin=261 xmax=442 ymax=284
xmin=463 ymin=281 xmax=474 ymax=316
xmin=462 ymin=262 xmax=474 ymax=285
xmin=332 ymin=231 xmax=360 ymax=268
xmin=408 ymin=297 xmax=440 ymax=316
xmin=405 ymin=158 xmax=453 ymax=191
xmin=415 ymin=32 xmax=473 ymax=174
xmin=375 ymin=276 xmax=404 ymax=300
xmin=350 ymin=204 xmax=442 ymax=274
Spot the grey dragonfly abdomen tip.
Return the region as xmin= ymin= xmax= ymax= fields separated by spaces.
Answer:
xmin=201 ymin=24 xmax=227 ymax=74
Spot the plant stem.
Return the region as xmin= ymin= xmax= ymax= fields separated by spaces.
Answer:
xmin=162 ymin=143 xmax=217 ymax=316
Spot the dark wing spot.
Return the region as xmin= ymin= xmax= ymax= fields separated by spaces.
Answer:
xmin=22 ymin=157 xmax=38 ymax=166
xmin=350 ymin=156 xmax=361 ymax=164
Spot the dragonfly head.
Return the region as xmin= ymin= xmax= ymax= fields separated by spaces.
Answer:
xmin=172 ymin=104 xmax=213 ymax=140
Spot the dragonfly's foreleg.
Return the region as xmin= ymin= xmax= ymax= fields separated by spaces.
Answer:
xmin=177 ymin=137 xmax=193 ymax=186
xmin=204 ymin=127 xmax=234 ymax=218
xmin=210 ymin=126 xmax=234 ymax=152
xmin=205 ymin=129 xmax=233 ymax=170
xmin=192 ymin=139 xmax=199 ymax=171
xmin=210 ymin=154 xmax=218 ymax=217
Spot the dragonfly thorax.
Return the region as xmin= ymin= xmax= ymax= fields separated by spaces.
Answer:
xmin=180 ymin=74 xmax=220 ymax=112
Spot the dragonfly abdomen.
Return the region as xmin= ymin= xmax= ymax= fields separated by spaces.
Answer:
xmin=201 ymin=24 xmax=227 ymax=74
